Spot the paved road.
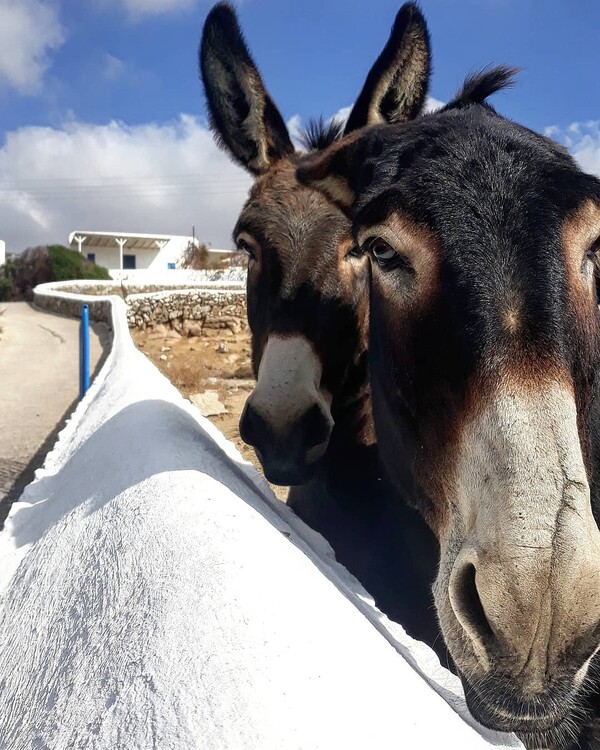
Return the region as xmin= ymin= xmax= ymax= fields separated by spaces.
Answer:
xmin=0 ymin=302 xmax=108 ymax=520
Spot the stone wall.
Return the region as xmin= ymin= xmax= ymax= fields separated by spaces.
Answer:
xmin=126 ymin=290 xmax=248 ymax=336
xmin=33 ymin=286 xmax=115 ymax=326
xmin=33 ymin=281 xmax=249 ymax=340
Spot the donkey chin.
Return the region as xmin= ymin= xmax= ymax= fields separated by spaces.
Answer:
xmin=442 ymin=612 xmax=600 ymax=749
xmin=464 ymin=675 xmax=595 ymax=750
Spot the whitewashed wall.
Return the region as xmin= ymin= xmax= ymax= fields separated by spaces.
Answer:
xmin=0 ymin=284 xmax=523 ymax=750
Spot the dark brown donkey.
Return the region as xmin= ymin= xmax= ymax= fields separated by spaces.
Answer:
xmin=200 ymin=3 xmax=442 ymax=653
xmin=298 ymin=69 xmax=600 ymax=750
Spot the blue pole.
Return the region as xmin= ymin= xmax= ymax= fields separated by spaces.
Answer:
xmin=80 ymin=304 xmax=90 ymax=399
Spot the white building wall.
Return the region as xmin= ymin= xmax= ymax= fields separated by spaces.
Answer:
xmin=84 ymin=245 xmax=172 ymax=272
xmin=148 ymin=238 xmax=189 ymax=270
xmin=0 ymin=241 xmax=5 ymax=266
xmin=85 ymin=246 xmax=120 ymax=270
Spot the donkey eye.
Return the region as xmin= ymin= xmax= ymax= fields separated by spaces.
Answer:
xmin=582 ymin=237 xmax=600 ymax=276
xmin=236 ymin=236 xmax=256 ymax=260
xmin=365 ymin=237 xmax=397 ymax=265
xmin=586 ymin=238 xmax=600 ymax=261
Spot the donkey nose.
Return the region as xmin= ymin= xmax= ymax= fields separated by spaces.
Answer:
xmin=239 ymin=400 xmax=333 ymax=485
xmin=448 ymin=546 xmax=600 ymax=683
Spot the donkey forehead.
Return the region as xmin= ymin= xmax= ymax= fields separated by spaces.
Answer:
xmin=237 ymin=162 xmax=351 ymax=283
xmin=354 ymin=108 xmax=597 ymax=236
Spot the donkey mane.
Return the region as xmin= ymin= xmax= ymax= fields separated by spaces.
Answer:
xmin=300 ymin=65 xmax=519 ymax=154
xmin=444 ymin=65 xmax=520 ymax=110
xmin=298 ymin=116 xmax=345 ymax=152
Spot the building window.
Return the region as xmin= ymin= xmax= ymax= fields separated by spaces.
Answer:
xmin=167 ymin=262 xmax=176 ymax=270
xmin=123 ymin=254 xmax=136 ymax=270
xmin=86 ymin=253 xmax=96 ymax=263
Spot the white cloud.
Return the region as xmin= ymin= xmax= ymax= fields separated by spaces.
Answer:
xmin=331 ymin=105 xmax=352 ymax=126
xmin=0 ymin=115 xmax=252 ymax=253
xmin=288 ymin=96 xmax=445 ymax=149
xmin=114 ymin=0 xmax=197 ymax=17
xmin=545 ymin=121 xmax=600 ymax=177
xmin=0 ymin=0 xmax=65 ymax=93
xmin=102 ymin=54 xmax=126 ymax=81
xmin=424 ymin=96 xmax=444 ymax=113
xmin=286 ymin=114 xmax=303 ymax=148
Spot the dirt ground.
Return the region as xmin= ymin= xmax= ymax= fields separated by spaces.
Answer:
xmin=131 ymin=325 xmax=288 ymax=502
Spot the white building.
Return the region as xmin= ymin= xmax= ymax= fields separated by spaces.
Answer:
xmin=68 ymin=231 xmax=235 ymax=277
xmin=0 ymin=240 xmax=5 ymax=267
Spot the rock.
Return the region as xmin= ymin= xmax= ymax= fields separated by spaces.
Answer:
xmin=226 ymin=379 xmax=251 ymax=391
xmin=189 ymin=391 xmax=227 ymax=417
xmin=183 ymin=320 xmax=203 ymax=338
xmin=233 ymin=364 xmax=254 ymax=379
xmin=216 ymin=342 xmax=229 ymax=353
xmin=159 ymin=354 xmax=168 ymax=361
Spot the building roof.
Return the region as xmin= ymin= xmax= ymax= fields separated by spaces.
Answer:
xmin=68 ymin=231 xmax=235 ymax=254
xmin=68 ymin=230 xmax=192 ymax=252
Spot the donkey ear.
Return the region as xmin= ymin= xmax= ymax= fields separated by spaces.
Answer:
xmin=200 ymin=3 xmax=294 ymax=174
xmin=344 ymin=2 xmax=431 ymax=134
xmin=296 ymin=132 xmax=363 ymax=213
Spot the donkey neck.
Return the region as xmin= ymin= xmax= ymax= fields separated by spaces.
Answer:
xmin=323 ymin=354 xmax=378 ymax=492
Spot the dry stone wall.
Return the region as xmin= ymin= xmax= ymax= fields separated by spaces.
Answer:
xmin=126 ymin=290 xmax=248 ymax=336
xmin=33 ymin=285 xmax=115 ymax=326
xmin=33 ymin=280 xmax=249 ymax=340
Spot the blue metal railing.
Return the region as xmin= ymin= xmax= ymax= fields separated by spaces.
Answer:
xmin=80 ymin=304 xmax=90 ymax=399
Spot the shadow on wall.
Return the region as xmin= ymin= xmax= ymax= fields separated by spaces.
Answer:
xmin=5 ymin=396 xmax=491 ymax=732
xmin=9 ymin=399 xmax=279 ymax=550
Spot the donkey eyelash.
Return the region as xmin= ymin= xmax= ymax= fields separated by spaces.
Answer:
xmin=587 ymin=237 xmax=600 ymax=258
xmin=346 ymin=244 xmax=365 ymax=259
xmin=581 ymin=237 xmax=600 ymax=274
xmin=358 ymin=236 xmax=415 ymax=274
xmin=235 ymin=234 xmax=257 ymax=259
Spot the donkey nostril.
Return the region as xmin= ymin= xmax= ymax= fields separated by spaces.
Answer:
xmin=239 ymin=402 xmax=268 ymax=449
xmin=451 ymin=563 xmax=495 ymax=646
xmin=301 ymin=403 xmax=333 ymax=452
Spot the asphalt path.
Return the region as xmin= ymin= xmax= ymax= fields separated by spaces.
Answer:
xmin=0 ymin=302 xmax=108 ymax=523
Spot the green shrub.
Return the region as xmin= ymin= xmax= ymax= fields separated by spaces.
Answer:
xmin=0 ymin=276 xmax=13 ymax=301
xmin=3 ymin=256 xmax=17 ymax=281
xmin=48 ymin=245 xmax=111 ymax=281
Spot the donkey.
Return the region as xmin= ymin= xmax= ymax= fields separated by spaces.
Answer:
xmin=200 ymin=3 xmax=442 ymax=653
xmin=297 ymin=68 xmax=600 ymax=750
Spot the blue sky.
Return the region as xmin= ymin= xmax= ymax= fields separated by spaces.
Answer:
xmin=0 ymin=0 xmax=599 ymax=252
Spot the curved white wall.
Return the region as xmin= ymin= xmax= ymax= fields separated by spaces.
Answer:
xmin=0 ymin=284 xmax=523 ymax=749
